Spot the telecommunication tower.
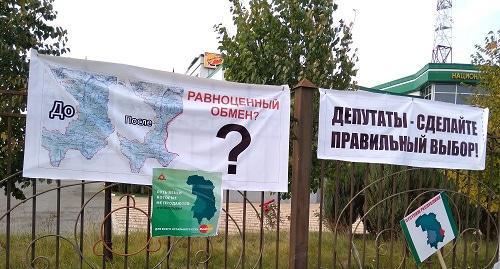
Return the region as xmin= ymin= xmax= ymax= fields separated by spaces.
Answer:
xmin=432 ymin=0 xmax=453 ymax=63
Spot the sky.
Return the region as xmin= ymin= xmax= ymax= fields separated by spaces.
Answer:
xmin=52 ymin=0 xmax=500 ymax=87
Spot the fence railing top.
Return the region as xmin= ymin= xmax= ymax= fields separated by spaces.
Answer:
xmin=0 ymin=90 xmax=27 ymax=95
xmin=293 ymin=79 xmax=317 ymax=90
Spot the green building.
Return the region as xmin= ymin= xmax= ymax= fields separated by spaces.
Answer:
xmin=363 ymin=63 xmax=481 ymax=104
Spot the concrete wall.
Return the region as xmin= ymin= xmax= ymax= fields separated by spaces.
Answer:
xmin=0 ymin=180 xmax=105 ymax=234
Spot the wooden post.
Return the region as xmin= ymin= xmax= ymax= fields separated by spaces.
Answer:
xmin=436 ymin=250 xmax=448 ymax=269
xmin=288 ymin=79 xmax=316 ymax=269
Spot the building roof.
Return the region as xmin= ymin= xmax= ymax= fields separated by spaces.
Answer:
xmin=371 ymin=63 xmax=480 ymax=94
xmin=358 ymin=86 xmax=424 ymax=98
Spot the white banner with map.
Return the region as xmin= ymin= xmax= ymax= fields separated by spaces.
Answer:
xmin=23 ymin=51 xmax=290 ymax=192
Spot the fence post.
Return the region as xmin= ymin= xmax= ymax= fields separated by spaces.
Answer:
xmin=289 ymin=79 xmax=316 ymax=269
xmin=103 ymin=182 xmax=113 ymax=264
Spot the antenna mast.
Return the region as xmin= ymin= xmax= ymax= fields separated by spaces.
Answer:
xmin=432 ymin=0 xmax=453 ymax=63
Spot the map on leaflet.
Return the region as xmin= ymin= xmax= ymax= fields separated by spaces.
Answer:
xmin=187 ymin=175 xmax=218 ymax=224
xmin=415 ymin=213 xmax=445 ymax=249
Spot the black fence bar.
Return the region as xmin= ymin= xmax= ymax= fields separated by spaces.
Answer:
xmin=242 ymin=191 xmax=247 ymax=269
xmin=497 ymin=210 xmax=500 ymax=262
xmin=375 ymin=165 xmax=384 ymax=269
xmin=486 ymin=144 xmax=494 ymax=261
xmin=463 ymin=171 xmax=472 ymax=269
xmin=443 ymin=172 xmax=451 ymax=269
xmin=275 ymin=192 xmax=281 ymax=269
xmin=124 ymin=185 xmax=131 ymax=268
xmin=31 ymin=179 xmax=37 ymax=266
xmin=485 ymin=195 xmax=491 ymax=260
xmin=224 ymin=190 xmax=229 ymax=269
xmin=347 ymin=166 xmax=355 ymax=269
xmin=452 ymin=170 xmax=459 ymax=269
xmin=187 ymin=237 xmax=191 ymax=269
xmin=474 ymin=185 xmax=480 ymax=269
xmin=430 ymin=169 xmax=438 ymax=268
xmin=362 ymin=164 xmax=369 ymax=269
xmin=259 ymin=191 xmax=264 ymax=269
xmin=332 ymin=161 xmax=340 ymax=268
xmin=167 ymin=236 xmax=171 ymax=269
xmin=146 ymin=188 xmax=152 ymax=268
xmin=56 ymin=180 xmax=61 ymax=269
xmin=403 ymin=167 xmax=412 ymax=269
xmin=103 ymin=182 xmax=113 ymax=267
xmin=80 ymin=181 xmax=85 ymax=269
xmin=317 ymin=160 xmax=325 ymax=269
xmin=389 ymin=167 xmax=396 ymax=269
xmin=375 ymin=230 xmax=380 ymax=269
xmin=204 ymin=238 xmax=209 ymax=269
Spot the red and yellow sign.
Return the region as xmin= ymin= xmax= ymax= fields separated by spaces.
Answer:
xmin=203 ymin=52 xmax=223 ymax=69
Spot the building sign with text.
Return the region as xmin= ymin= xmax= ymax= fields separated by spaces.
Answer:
xmin=450 ymin=72 xmax=480 ymax=81
xmin=203 ymin=52 xmax=223 ymax=69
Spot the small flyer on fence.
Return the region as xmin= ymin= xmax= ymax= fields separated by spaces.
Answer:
xmin=400 ymin=192 xmax=458 ymax=265
xmin=151 ymin=168 xmax=222 ymax=237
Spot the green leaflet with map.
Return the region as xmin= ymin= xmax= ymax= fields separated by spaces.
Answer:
xmin=152 ymin=168 xmax=222 ymax=237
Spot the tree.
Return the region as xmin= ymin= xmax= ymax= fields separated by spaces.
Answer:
xmin=0 ymin=0 xmax=69 ymax=199
xmin=471 ymin=30 xmax=500 ymax=136
xmin=216 ymin=0 xmax=358 ymax=196
xmin=216 ymin=0 xmax=357 ymax=88
xmin=468 ymin=30 xmax=500 ymax=213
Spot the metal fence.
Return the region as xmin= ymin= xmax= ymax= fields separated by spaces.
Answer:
xmin=1 ymin=84 xmax=499 ymax=269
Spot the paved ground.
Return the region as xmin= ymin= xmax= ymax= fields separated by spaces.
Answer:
xmin=0 ymin=181 xmax=105 ymax=234
xmin=111 ymin=196 xmax=365 ymax=234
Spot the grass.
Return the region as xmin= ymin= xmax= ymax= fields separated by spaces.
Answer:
xmin=0 ymin=230 xmax=498 ymax=268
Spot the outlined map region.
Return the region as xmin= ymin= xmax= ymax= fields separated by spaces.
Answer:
xmin=118 ymin=81 xmax=183 ymax=173
xmin=42 ymin=67 xmax=116 ymax=166
xmin=415 ymin=213 xmax=445 ymax=249
xmin=186 ymin=175 xmax=217 ymax=224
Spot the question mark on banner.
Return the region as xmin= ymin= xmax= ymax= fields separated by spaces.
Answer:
xmin=216 ymin=124 xmax=252 ymax=174
xmin=253 ymin=111 xmax=259 ymax=120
